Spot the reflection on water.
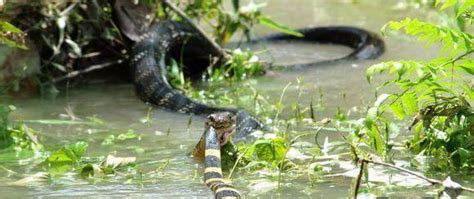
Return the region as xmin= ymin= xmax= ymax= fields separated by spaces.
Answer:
xmin=0 ymin=0 xmax=458 ymax=198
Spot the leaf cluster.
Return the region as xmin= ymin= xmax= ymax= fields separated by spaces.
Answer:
xmin=360 ymin=1 xmax=474 ymax=170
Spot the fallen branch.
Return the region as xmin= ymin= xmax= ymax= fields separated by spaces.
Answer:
xmin=161 ymin=0 xmax=230 ymax=61
xmin=52 ymin=59 xmax=123 ymax=83
xmin=354 ymin=157 xmax=474 ymax=198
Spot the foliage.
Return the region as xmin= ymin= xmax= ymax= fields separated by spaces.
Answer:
xmin=406 ymin=0 xmax=474 ymax=31
xmin=209 ymin=48 xmax=265 ymax=82
xmin=0 ymin=0 xmax=294 ymax=95
xmin=101 ymin=129 xmax=141 ymax=146
xmin=4 ymin=1 xmax=123 ymax=93
xmin=180 ymin=0 xmax=301 ymax=45
xmin=240 ymin=137 xmax=288 ymax=169
xmin=0 ymin=104 xmax=137 ymax=180
xmin=0 ymin=104 xmax=43 ymax=160
xmin=358 ymin=1 xmax=473 ymax=170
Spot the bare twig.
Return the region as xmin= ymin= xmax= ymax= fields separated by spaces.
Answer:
xmin=362 ymin=158 xmax=474 ymax=193
xmin=161 ymin=0 xmax=230 ymax=61
xmin=354 ymin=160 xmax=366 ymax=199
xmin=51 ymin=59 xmax=123 ymax=83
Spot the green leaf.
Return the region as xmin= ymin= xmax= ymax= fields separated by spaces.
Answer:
xmin=368 ymin=126 xmax=384 ymax=155
xmin=258 ymin=16 xmax=303 ymax=37
xmin=253 ymin=137 xmax=287 ymax=163
xmin=456 ymin=0 xmax=474 ymax=17
xmin=47 ymin=141 xmax=88 ymax=164
xmin=66 ymin=141 xmax=88 ymax=159
xmin=0 ymin=21 xmax=23 ymax=33
xmin=389 ymin=101 xmax=406 ymax=120
xmin=47 ymin=148 xmax=75 ymax=164
xmin=385 ymin=18 xmax=473 ymax=56
xmin=0 ymin=21 xmax=28 ymax=49
xmin=401 ymin=92 xmax=419 ymax=116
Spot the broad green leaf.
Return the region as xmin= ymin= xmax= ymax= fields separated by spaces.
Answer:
xmin=47 ymin=148 xmax=75 ymax=164
xmin=47 ymin=141 xmax=88 ymax=164
xmin=459 ymin=63 xmax=474 ymax=75
xmin=390 ymin=101 xmax=406 ymax=120
xmin=258 ymin=17 xmax=303 ymax=37
xmin=253 ymin=137 xmax=287 ymax=163
xmin=401 ymin=92 xmax=419 ymax=116
xmin=66 ymin=141 xmax=88 ymax=159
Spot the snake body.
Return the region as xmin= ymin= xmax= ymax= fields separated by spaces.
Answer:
xmin=130 ymin=21 xmax=263 ymax=139
xmin=130 ymin=21 xmax=385 ymax=139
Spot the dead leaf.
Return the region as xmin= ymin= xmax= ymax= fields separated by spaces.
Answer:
xmin=101 ymin=155 xmax=136 ymax=169
xmin=8 ymin=172 xmax=50 ymax=186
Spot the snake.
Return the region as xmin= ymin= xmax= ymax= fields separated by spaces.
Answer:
xmin=129 ymin=20 xmax=385 ymax=139
xmin=130 ymin=21 xmax=264 ymax=140
xmin=192 ymin=112 xmax=241 ymax=199
xmin=123 ymin=6 xmax=385 ymax=199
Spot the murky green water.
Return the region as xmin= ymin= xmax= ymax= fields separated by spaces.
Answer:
xmin=1 ymin=0 xmax=473 ymax=198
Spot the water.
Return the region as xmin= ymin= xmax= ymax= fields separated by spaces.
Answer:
xmin=2 ymin=0 xmax=472 ymax=198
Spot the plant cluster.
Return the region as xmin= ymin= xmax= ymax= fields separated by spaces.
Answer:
xmin=0 ymin=104 xmax=138 ymax=184
xmin=353 ymin=0 xmax=473 ymax=170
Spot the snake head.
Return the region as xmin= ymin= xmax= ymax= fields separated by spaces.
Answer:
xmin=206 ymin=112 xmax=236 ymax=146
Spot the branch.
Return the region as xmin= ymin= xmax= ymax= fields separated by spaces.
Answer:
xmin=161 ymin=0 xmax=230 ymax=61
xmin=361 ymin=158 xmax=474 ymax=195
xmin=354 ymin=160 xmax=366 ymax=199
xmin=51 ymin=59 xmax=123 ymax=83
